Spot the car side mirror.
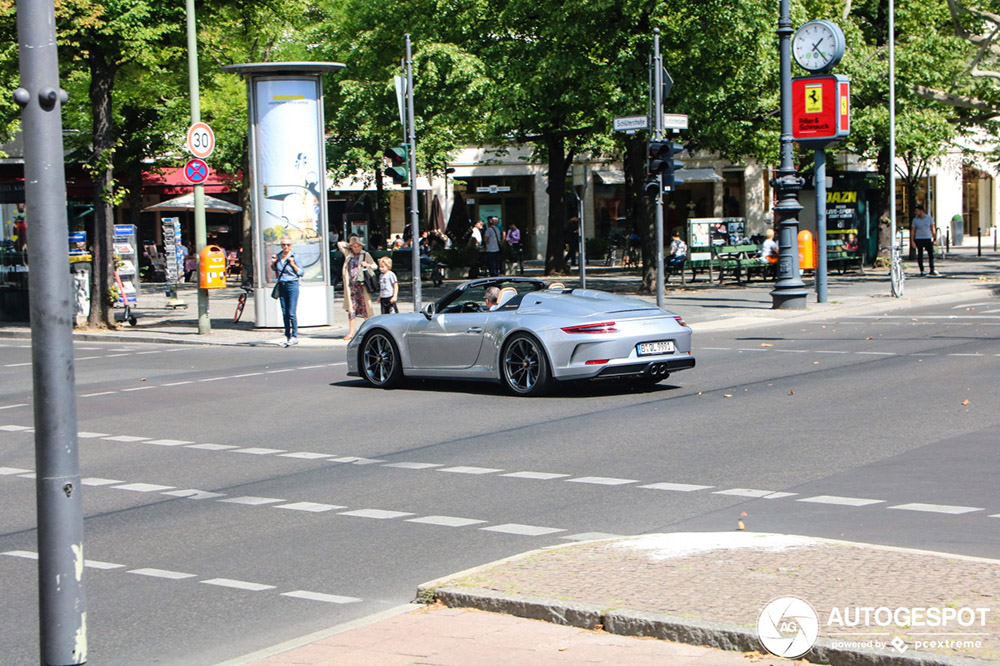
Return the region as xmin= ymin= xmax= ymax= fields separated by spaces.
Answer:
xmin=421 ymin=303 xmax=436 ymax=319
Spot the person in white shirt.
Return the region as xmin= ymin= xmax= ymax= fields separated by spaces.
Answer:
xmin=759 ymin=228 xmax=779 ymax=264
xmin=668 ymin=231 xmax=687 ymax=272
xmin=910 ymin=206 xmax=938 ymax=276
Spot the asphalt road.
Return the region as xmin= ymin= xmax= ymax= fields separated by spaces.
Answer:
xmin=0 ymin=296 xmax=998 ymax=665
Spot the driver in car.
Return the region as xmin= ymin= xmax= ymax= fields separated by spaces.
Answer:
xmin=485 ymin=285 xmax=500 ymax=311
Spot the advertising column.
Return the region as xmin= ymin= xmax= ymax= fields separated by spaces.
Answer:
xmin=222 ymin=63 xmax=344 ymax=328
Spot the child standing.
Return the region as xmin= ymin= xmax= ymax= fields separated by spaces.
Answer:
xmin=378 ymin=256 xmax=399 ymax=314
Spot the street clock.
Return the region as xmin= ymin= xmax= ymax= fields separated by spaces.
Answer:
xmin=792 ymin=20 xmax=846 ymax=73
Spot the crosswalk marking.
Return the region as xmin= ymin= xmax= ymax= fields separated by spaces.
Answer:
xmin=439 ymin=466 xmax=503 ymax=475
xmin=113 ymin=483 xmax=175 ymax=493
xmin=639 ymin=482 xmax=713 ymax=492
xmin=406 ymin=515 xmax=487 ymax=527
xmin=128 ymin=568 xmax=196 ymax=580
xmin=275 ymin=502 xmax=344 ymax=513
xmin=162 ymin=489 xmax=226 ymax=500
xmin=888 ymin=503 xmax=982 ymax=515
xmin=281 ymin=591 xmax=361 ymax=604
xmin=201 ymin=578 xmax=275 ymax=592
xmin=798 ymin=495 xmax=885 ymax=507
xmin=566 ymin=476 xmax=638 ymax=486
xmin=339 ymin=509 xmax=413 ymax=520
xmin=219 ymin=496 xmax=284 ymax=506
xmin=501 ymin=471 xmax=570 ymax=480
xmin=481 ymin=524 xmax=565 ymax=536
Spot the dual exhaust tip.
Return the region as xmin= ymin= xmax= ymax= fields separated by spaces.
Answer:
xmin=647 ymin=362 xmax=671 ymax=377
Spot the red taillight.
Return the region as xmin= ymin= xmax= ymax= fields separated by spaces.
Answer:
xmin=585 ymin=359 xmax=609 ymax=365
xmin=673 ymin=315 xmax=688 ymax=327
xmin=561 ymin=321 xmax=618 ymax=334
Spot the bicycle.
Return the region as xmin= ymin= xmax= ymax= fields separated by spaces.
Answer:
xmin=233 ymin=273 xmax=253 ymax=323
xmin=890 ymin=229 xmax=905 ymax=298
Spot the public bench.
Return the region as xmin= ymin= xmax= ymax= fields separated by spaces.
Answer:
xmin=712 ymin=244 xmax=769 ymax=283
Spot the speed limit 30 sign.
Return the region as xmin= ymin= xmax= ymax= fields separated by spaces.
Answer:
xmin=187 ymin=122 xmax=215 ymax=159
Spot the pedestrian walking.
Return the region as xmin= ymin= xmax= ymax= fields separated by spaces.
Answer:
xmin=484 ymin=216 xmax=503 ymax=277
xmin=910 ymin=206 xmax=939 ymax=276
xmin=565 ymin=216 xmax=580 ymax=267
xmin=505 ymin=222 xmax=523 ymax=273
xmin=338 ymin=235 xmax=377 ymax=341
xmin=378 ymin=256 xmax=399 ymax=314
xmin=271 ymin=236 xmax=304 ymax=347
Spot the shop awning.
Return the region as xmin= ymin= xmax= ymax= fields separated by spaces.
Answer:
xmin=595 ymin=167 xmax=722 ymax=185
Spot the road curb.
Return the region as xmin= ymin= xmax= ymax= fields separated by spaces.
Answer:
xmin=428 ymin=587 xmax=987 ymax=666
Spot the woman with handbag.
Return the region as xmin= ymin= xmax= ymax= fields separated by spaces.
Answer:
xmin=337 ymin=235 xmax=376 ymax=341
xmin=270 ymin=236 xmax=305 ymax=347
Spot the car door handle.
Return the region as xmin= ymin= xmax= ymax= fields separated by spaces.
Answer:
xmin=466 ymin=327 xmax=483 ymax=333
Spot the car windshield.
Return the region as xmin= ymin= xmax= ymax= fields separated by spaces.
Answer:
xmin=437 ymin=279 xmax=545 ymax=314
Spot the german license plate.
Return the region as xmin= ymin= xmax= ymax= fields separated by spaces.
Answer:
xmin=637 ymin=340 xmax=674 ymax=356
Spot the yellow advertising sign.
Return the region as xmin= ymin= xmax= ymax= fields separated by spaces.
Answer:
xmin=805 ymin=84 xmax=823 ymax=113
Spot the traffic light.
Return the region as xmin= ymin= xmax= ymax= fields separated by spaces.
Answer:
xmin=644 ymin=174 xmax=661 ymax=198
xmin=384 ymin=145 xmax=409 ymax=185
xmin=662 ymin=140 xmax=685 ymax=191
xmin=646 ymin=140 xmax=670 ymax=176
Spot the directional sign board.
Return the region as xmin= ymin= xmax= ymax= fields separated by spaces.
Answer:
xmin=187 ymin=122 xmax=215 ymax=159
xmin=184 ymin=158 xmax=209 ymax=185
xmin=662 ymin=113 xmax=689 ymax=130
xmin=614 ymin=115 xmax=649 ymax=132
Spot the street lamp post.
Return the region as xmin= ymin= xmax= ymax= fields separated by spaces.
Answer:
xmin=770 ymin=0 xmax=808 ymax=309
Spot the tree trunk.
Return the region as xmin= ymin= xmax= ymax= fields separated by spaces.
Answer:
xmin=87 ymin=53 xmax=117 ymax=328
xmin=543 ymin=133 xmax=569 ymax=274
xmin=240 ymin=141 xmax=253 ymax=281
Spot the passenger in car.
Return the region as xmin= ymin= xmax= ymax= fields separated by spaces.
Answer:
xmin=485 ymin=286 xmax=500 ymax=310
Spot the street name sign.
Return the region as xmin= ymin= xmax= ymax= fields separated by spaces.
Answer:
xmin=614 ymin=115 xmax=648 ymax=132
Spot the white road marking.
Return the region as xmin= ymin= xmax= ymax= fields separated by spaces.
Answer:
xmin=218 ymin=496 xmax=284 ymax=506
xmin=279 ymin=452 xmax=332 ymax=460
xmin=0 ymin=404 xmax=28 ymax=410
xmin=198 ymin=377 xmax=228 ymax=382
xmin=230 ymin=447 xmax=287 ymax=455
xmin=406 ymin=515 xmax=487 ymax=527
xmin=700 ymin=347 xmax=731 ymax=350
xmin=265 ymin=368 xmax=294 ymax=374
xmin=774 ymin=349 xmax=808 ymax=353
xmin=383 ymin=462 xmax=444 ymax=469
xmin=296 ymin=365 xmax=327 ymax=370
xmin=952 ymin=302 xmax=994 ymax=309
xmin=102 ymin=435 xmax=150 ymax=442
xmin=128 ymin=568 xmax=196 ymax=580
xmin=0 ymin=425 xmax=30 ymax=431
xmin=201 ymin=578 xmax=275 ymax=592
xmin=438 ymin=466 xmax=503 ymax=475
xmin=162 ymin=489 xmax=226 ymax=500
xmin=4 ymin=362 xmax=31 ymax=367
xmin=81 ymin=478 xmax=125 ymax=486
xmin=815 ymin=350 xmax=849 ymax=354
xmin=18 ymin=472 xmax=36 ymax=479
xmin=85 ymin=560 xmax=125 ymax=570
xmin=81 ymin=392 xmax=116 ymax=397
xmin=77 ymin=432 xmax=110 ymax=438
xmin=274 ymin=502 xmax=344 ymax=512
xmin=161 ymin=381 xmax=194 ymax=386
xmin=2 ymin=551 xmax=38 ymax=560
xmin=230 ymin=373 xmax=263 ymax=378
xmin=566 ymin=476 xmax=638 ymax=486
xmin=480 ymin=524 xmax=565 ymax=536
xmin=713 ymin=488 xmax=781 ymax=498
xmin=737 ymin=348 xmax=768 ymax=352
xmin=0 ymin=467 xmax=31 ymax=475
xmin=762 ymin=492 xmax=798 ymax=500
xmin=146 ymin=439 xmax=194 ymax=447
xmin=561 ymin=532 xmax=625 ymax=541
xmin=501 ymin=471 xmax=570 ymax=480
xmin=113 ymin=483 xmax=175 ymax=493
xmin=186 ymin=443 xmax=238 ymax=451
xmin=281 ymin=591 xmax=361 ymax=604
xmin=948 ymin=353 xmax=984 ymax=357
xmin=338 ymin=509 xmax=414 ymax=520
xmin=888 ymin=503 xmax=982 ymax=515
xmin=640 ymin=482 xmax=714 ymax=492
xmin=798 ymin=495 xmax=885 ymax=507
xmin=329 ymin=456 xmax=384 ymax=465
xmin=121 ymin=386 xmax=155 ymax=392
xmin=855 ymin=351 xmax=896 ymax=356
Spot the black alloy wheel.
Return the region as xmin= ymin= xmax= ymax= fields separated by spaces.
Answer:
xmin=361 ymin=330 xmax=403 ymax=388
xmin=501 ymin=333 xmax=551 ymax=396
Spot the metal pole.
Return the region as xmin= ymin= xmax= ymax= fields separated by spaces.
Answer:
xmin=978 ymin=227 xmax=982 ymax=257
xmin=815 ymin=149 xmax=828 ymax=303
xmin=653 ymin=29 xmax=665 ymax=308
xmin=14 ymin=0 xmax=87 ymax=661
xmin=889 ymin=0 xmax=898 ymax=296
xmin=186 ymin=0 xmax=209 ymax=332
xmin=405 ymin=34 xmax=421 ymax=310
xmin=577 ymin=186 xmax=587 ymax=288
xmin=770 ymin=0 xmax=808 ymax=309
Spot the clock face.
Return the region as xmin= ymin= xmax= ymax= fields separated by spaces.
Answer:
xmin=793 ymin=20 xmax=844 ymax=72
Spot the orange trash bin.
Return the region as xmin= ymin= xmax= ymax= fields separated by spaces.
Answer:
xmin=798 ymin=230 xmax=816 ymax=271
xmin=199 ymin=245 xmax=228 ymax=289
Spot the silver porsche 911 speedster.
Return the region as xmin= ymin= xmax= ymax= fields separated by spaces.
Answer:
xmin=346 ymin=277 xmax=695 ymax=396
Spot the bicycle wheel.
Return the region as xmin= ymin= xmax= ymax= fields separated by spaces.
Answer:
xmin=890 ymin=258 xmax=905 ymax=298
xmin=233 ymin=292 xmax=247 ymax=323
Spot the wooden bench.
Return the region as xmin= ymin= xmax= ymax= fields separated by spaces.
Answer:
xmin=825 ymin=240 xmax=865 ymax=274
xmin=711 ymin=244 xmax=766 ymax=283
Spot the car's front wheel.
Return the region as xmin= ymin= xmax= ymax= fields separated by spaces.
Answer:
xmin=361 ymin=330 xmax=403 ymax=388
xmin=501 ymin=333 xmax=551 ymax=396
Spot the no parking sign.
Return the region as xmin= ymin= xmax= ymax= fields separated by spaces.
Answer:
xmin=184 ymin=158 xmax=209 ymax=185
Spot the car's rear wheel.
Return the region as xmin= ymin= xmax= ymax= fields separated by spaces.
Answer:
xmin=501 ymin=333 xmax=551 ymax=396
xmin=361 ymin=330 xmax=403 ymax=388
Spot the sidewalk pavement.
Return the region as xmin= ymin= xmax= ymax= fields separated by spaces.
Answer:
xmin=2 ymin=246 xmax=998 ymax=346
xmin=4 ymin=247 xmax=1000 ymax=666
